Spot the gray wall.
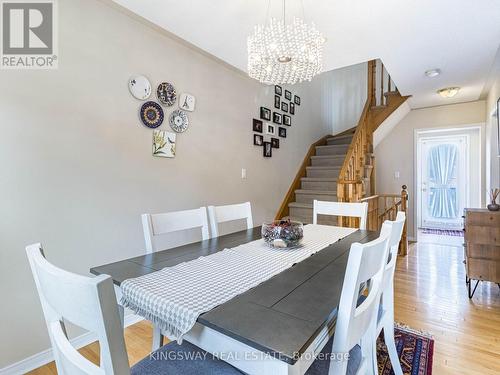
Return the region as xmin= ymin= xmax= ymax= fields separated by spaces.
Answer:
xmin=312 ymin=62 xmax=368 ymax=134
xmin=0 ymin=0 xmax=332 ymax=368
xmin=485 ymin=55 xmax=500 ymax=190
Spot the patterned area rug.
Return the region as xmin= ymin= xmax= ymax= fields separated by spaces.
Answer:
xmin=377 ymin=325 xmax=434 ymax=375
xmin=421 ymin=228 xmax=464 ymax=237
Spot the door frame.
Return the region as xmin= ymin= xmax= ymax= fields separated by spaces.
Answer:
xmin=417 ymin=133 xmax=470 ymax=230
xmin=413 ymin=124 xmax=484 ymax=241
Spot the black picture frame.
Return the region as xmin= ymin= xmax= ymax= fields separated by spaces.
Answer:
xmin=263 ymin=141 xmax=272 ymax=157
xmin=273 ymin=112 xmax=282 ymax=124
xmin=252 ymin=118 xmax=263 ymax=133
xmin=278 ymin=127 xmax=287 ymax=138
xmin=294 ymin=95 xmax=301 ymax=105
xmin=281 ymin=102 xmax=288 ymax=112
xmin=285 ymin=90 xmax=292 ymax=100
xmin=271 ymin=138 xmax=279 ymax=148
xmin=275 ymin=85 xmax=282 ymax=96
xmin=283 ymin=114 xmax=291 ymax=126
xmin=265 ymin=123 xmax=276 ymax=136
xmin=274 ymin=95 xmax=281 ymax=109
xmin=289 ymin=102 xmax=295 ymax=115
xmin=260 ymin=107 xmax=271 ymax=121
xmin=254 ymin=134 xmax=264 ymax=146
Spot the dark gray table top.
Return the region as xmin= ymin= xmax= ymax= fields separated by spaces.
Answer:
xmin=90 ymin=226 xmax=378 ymax=365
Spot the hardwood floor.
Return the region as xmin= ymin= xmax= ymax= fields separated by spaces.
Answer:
xmin=394 ymin=235 xmax=500 ymax=375
xmin=28 ymin=235 xmax=500 ymax=374
xmin=27 ymin=321 xmax=154 ymax=374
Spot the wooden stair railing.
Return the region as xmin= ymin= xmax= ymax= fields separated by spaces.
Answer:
xmin=337 ymin=59 xmax=410 ymax=210
xmin=275 ymin=59 xmax=411 ymax=254
xmin=360 ymin=185 xmax=409 ymax=256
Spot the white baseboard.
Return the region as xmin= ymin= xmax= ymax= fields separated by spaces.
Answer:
xmin=0 ymin=314 xmax=144 ymax=375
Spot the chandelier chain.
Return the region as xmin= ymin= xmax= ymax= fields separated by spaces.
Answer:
xmin=300 ymin=0 xmax=306 ymax=23
xmin=264 ymin=0 xmax=271 ymax=25
xmin=283 ymin=0 xmax=286 ymax=26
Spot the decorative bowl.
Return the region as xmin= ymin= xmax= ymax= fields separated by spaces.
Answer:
xmin=262 ymin=220 xmax=304 ymax=248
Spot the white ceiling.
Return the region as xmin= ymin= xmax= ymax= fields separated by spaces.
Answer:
xmin=113 ymin=0 xmax=500 ymax=108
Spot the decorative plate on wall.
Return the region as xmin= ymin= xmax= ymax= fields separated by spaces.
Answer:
xmin=140 ymin=101 xmax=164 ymax=128
xmin=179 ymin=93 xmax=196 ymax=112
xmin=128 ymin=75 xmax=152 ymax=100
xmin=157 ymin=82 xmax=177 ymax=106
xmin=169 ymin=110 xmax=189 ymax=133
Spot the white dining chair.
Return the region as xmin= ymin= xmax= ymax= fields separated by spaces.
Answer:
xmin=305 ymin=222 xmax=393 ymax=375
xmin=207 ymin=202 xmax=253 ymax=238
xmin=26 ymin=244 xmax=242 ymax=375
xmin=141 ymin=207 xmax=210 ymax=349
xmin=26 ymin=243 xmax=130 ymax=375
xmin=313 ymin=200 xmax=368 ymax=230
xmin=372 ymin=211 xmax=406 ymax=375
xmin=141 ymin=207 xmax=210 ymax=253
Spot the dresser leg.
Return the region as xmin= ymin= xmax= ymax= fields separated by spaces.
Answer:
xmin=468 ymin=279 xmax=480 ymax=299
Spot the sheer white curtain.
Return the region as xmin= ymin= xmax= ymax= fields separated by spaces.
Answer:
xmin=428 ymin=144 xmax=458 ymax=218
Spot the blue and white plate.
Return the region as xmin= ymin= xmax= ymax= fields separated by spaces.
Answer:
xmin=140 ymin=101 xmax=164 ymax=128
xmin=157 ymin=82 xmax=177 ymax=106
xmin=169 ymin=110 xmax=189 ymax=133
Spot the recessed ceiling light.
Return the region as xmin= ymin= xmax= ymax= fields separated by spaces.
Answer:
xmin=437 ymin=87 xmax=460 ymax=98
xmin=425 ymin=69 xmax=441 ymax=78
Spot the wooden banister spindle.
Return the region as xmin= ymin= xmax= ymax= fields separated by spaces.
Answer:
xmin=369 ymin=60 xmax=376 ymax=107
xmin=380 ymin=62 xmax=384 ymax=106
xmin=399 ymin=185 xmax=408 ymax=256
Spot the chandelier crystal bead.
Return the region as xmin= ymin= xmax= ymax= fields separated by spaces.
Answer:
xmin=247 ymin=17 xmax=325 ymax=85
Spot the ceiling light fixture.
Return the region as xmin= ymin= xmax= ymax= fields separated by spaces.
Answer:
xmin=437 ymin=87 xmax=460 ymax=98
xmin=247 ymin=0 xmax=325 ymax=85
xmin=425 ymin=69 xmax=441 ymax=78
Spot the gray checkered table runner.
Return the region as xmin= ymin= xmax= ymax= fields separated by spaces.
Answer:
xmin=121 ymin=225 xmax=356 ymax=342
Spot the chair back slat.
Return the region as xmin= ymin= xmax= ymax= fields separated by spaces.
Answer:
xmin=332 ymin=222 xmax=392 ymax=355
xmin=26 ymin=244 xmax=130 ymax=375
xmin=51 ymin=321 xmax=104 ymax=375
xmin=313 ymin=201 xmax=368 ymax=229
xmin=142 ymin=207 xmax=209 ymax=253
xmin=383 ymin=211 xmax=406 ymax=289
xmin=207 ymin=202 xmax=253 ymax=238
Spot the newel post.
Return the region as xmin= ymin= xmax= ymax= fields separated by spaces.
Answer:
xmin=399 ymin=185 xmax=408 ymax=256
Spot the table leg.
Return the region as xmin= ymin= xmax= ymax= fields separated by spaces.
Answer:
xmin=152 ymin=327 xmax=164 ymax=350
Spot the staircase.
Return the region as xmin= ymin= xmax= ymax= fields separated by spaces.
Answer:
xmin=276 ymin=59 xmax=410 ymax=227
xmin=287 ymin=132 xmax=354 ymax=224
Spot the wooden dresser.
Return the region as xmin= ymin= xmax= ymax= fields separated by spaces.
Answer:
xmin=464 ymin=208 xmax=500 ymax=298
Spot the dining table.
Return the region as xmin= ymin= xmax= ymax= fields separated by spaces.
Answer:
xmin=90 ymin=225 xmax=378 ymax=375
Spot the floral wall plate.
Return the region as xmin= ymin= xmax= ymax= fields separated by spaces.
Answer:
xmin=169 ymin=110 xmax=189 ymax=133
xmin=128 ymin=75 xmax=152 ymax=100
xmin=157 ymin=82 xmax=177 ymax=106
xmin=140 ymin=101 xmax=164 ymax=128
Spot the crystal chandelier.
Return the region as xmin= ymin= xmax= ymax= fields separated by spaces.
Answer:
xmin=247 ymin=0 xmax=325 ymax=85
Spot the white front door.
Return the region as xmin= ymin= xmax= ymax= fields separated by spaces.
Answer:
xmin=418 ymin=135 xmax=469 ymax=230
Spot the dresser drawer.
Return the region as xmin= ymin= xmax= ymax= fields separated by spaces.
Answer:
xmin=466 ymin=258 xmax=500 ymax=283
xmin=464 ymin=226 xmax=500 ymax=246
xmin=466 ymin=211 xmax=500 ymax=227
xmin=465 ymin=243 xmax=500 ymax=260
